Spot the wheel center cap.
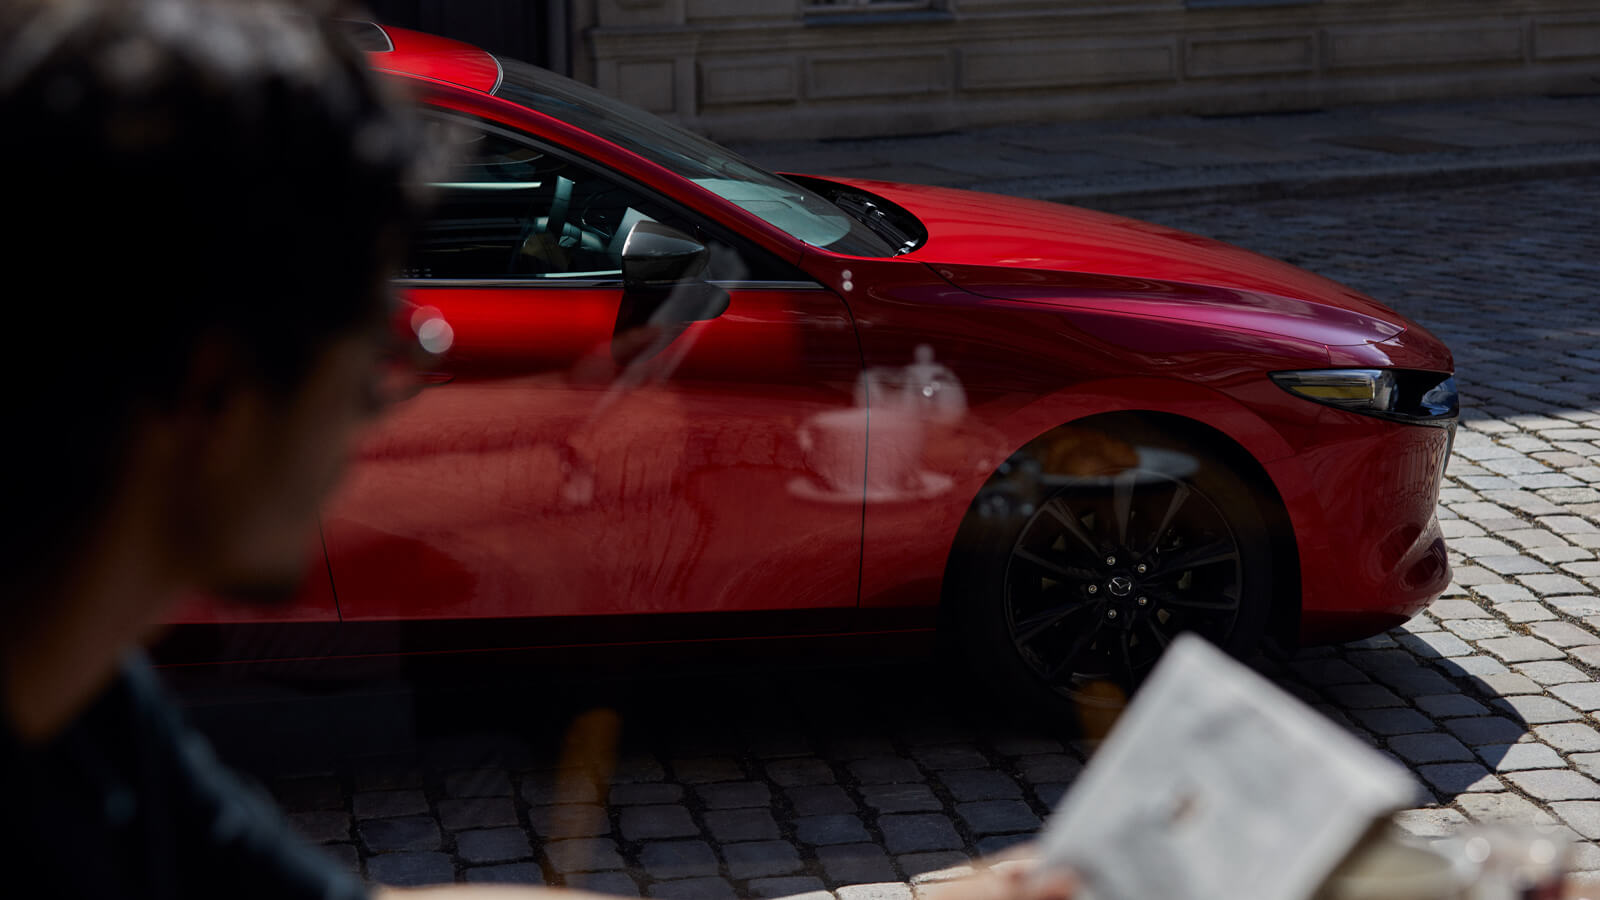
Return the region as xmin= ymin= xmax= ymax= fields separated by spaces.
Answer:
xmin=1108 ymin=575 xmax=1134 ymax=597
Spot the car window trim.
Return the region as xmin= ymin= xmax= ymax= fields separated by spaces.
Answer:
xmin=394 ymin=277 xmax=827 ymax=291
xmin=418 ymin=110 xmax=817 ymax=287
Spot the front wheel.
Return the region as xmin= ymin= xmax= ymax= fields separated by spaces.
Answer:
xmin=948 ymin=424 xmax=1274 ymax=725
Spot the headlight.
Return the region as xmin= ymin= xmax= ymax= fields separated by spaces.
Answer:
xmin=1270 ymin=369 xmax=1458 ymax=427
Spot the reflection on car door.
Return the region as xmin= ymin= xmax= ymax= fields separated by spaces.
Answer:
xmin=321 ymin=120 xmax=865 ymax=620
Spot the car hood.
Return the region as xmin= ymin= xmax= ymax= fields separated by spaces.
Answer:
xmin=827 ymin=177 xmax=1410 ymax=347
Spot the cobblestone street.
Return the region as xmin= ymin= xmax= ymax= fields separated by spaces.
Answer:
xmin=228 ymin=175 xmax=1600 ymax=894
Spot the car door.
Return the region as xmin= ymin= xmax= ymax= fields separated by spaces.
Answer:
xmin=322 ymin=116 xmax=865 ymax=621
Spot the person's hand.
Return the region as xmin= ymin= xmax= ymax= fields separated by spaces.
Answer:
xmin=922 ymin=849 xmax=1078 ymax=900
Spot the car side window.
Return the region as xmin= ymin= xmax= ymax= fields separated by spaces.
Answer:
xmin=404 ymin=117 xmax=797 ymax=283
xmin=403 ymin=121 xmax=670 ymax=280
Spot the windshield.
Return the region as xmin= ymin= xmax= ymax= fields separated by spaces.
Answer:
xmin=491 ymin=57 xmax=898 ymax=257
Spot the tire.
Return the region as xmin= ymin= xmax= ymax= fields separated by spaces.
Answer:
xmin=947 ymin=419 xmax=1274 ymax=729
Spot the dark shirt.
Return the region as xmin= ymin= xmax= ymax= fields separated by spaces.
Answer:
xmin=0 ymin=653 xmax=368 ymax=900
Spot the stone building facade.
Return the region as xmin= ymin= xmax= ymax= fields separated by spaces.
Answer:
xmin=569 ymin=0 xmax=1600 ymax=141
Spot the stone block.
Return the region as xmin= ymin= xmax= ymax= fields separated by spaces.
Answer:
xmin=289 ymin=811 xmax=350 ymax=844
xmin=566 ymin=872 xmax=638 ymax=895
xmin=912 ymin=745 xmax=990 ymax=770
xmin=1514 ymin=661 xmax=1590 ymax=685
xmin=955 ymin=800 xmax=1041 ymax=836
xmin=699 ymin=58 xmax=798 ymax=106
xmin=1389 ymin=733 xmax=1475 ymax=763
xmin=880 ymin=814 xmax=964 ymax=853
xmin=695 ymin=782 xmax=770 ymax=809
xmin=353 ymin=790 xmax=429 ymax=820
xmin=786 ymin=786 xmax=857 ymax=816
xmin=1350 ymin=708 xmax=1434 ymax=736
xmin=446 ymin=769 xmax=512 ymax=798
xmin=960 ymin=40 xmax=1174 ymax=90
xmin=638 ymin=840 xmax=720 ymax=879
xmin=618 ymin=805 xmax=697 ymax=842
xmin=456 ymin=828 xmax=533 ymax=864
xmin=1457 ymin=792 xmax=1556 ymax=825
xmin=531 ymin=804 xmax=611 ymax=839
xmin=1186 ymin=32 xmax=1315 ymax=78
xmin=1392 ymin=807 xmax=1471 ymax=837
xmin=522 ymin=775 xmax=599 ymax=807
xmin=809 ymin=53 xmax=952 ymax=100
xmin=359 ymin=816 xmax=441 ymax=853
xmin=649 ymin=877 xmax=737 ymax=900
xmin=608 ymin=784 xmax=684 ymax=806
xmin=367 ymin=852 xmax=455 ymax=887
xmin=705 ymin=808 xmax=780 ymax=843
xmin=1481 ymin=637 xmax=1566 ymax=662
xmin=1444 ymin=717 xmax=1526 ymax=746
xmin=795 ymin=814 xmax=871 ymax=846
xmin=766 ymin=758 xmax=837 ymax=787
xmin=671 ymin=758 xmax=744 ymax=784
xmin=837 ymin=885 xmax=914 ymax=900
xmin=938 ymin=770 xmax=1023 ymax=801
xmin=545 ymin=838 xmax=626 ymax=873
xmin=817 ymin=844 xmax=898 ymax=884
xmin=744 ymin=877 xmax=825 ymax=900
xmin=1414 ymin=694 xmax=1488 ymax=718
xmin=1416 ymin=763 xmax=1503 ymax=794
xmin=1506 ymin=770 xmax=1600 ymax=800
xmin=860 ymin=783 xmax=943 ymax=813
xmin=1493 ymin=695 xmax=1581 ymax=724
xmin=1554 ymin=681 xmax=1600 ymax=711
xmin=722 ymin=840 xmax=804 ymax=879
xmin=848 ymin=758 xmax=923 ymax=785
xmin=1537 ymin=723 xmax=1600 ymax=752
xmin=438 ymin=798 xmax=518 ymax=831
xmin=1478 ymin=742 xmax=1565 ymax=771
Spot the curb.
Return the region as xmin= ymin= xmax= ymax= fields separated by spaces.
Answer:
xmin=1015 ymin=149 xmax=1600 ymax=211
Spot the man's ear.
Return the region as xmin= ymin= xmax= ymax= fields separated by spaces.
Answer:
xmin=177 ymin=334 xmax=246 ymax=419
xmin=163 ymin=334 xmax=269 ymax=486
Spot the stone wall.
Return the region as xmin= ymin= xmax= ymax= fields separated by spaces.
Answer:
xmin=573 ymin=0 xmax=1600 ymax=140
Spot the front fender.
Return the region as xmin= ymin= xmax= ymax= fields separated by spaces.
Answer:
xmin=859 ymin=374 xmax=1329 ymax=616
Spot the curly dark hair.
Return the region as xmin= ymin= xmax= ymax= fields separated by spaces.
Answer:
xmin=0 ymin=0 xmax=430 ymax=599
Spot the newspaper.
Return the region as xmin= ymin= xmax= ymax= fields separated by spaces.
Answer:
xmin=1035 ymin=634 xmax=1419 ymax=900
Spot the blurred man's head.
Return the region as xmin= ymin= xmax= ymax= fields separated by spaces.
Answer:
xmin=0 ymin=0 xmax=427 ymax=609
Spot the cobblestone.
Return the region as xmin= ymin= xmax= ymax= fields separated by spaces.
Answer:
xmin=545 ymin=838 xmax=626 ymax=873
xmin=366 ymin=852 xmax=455 ymax=887
xmin=1505 ymin=771 xmax=1600 ymax=801
xmin=795 ymin=815 xmax=872 ymax=846
xmin=704 ymin=809 xmax=781 ymax=843
xmin=456 ymin=828 xmax=533 ymax=864
xmin=722 ymin=841 xmax=804 ymax=879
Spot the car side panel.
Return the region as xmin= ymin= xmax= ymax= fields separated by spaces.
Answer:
xmin=792 ymin=254 xmax=1447 ymax=642
xmin=322 ymin=284 xmax=866 ymax=620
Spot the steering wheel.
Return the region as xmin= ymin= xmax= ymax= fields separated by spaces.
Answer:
xmin=509 ymin=175 xmax=575 ymax=274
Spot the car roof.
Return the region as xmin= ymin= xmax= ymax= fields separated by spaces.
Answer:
xmin=357 ymin=21 xmax=501 ymax=95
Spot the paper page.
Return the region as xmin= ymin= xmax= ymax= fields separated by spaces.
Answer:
xmin=1036 ymin=634 xmax=1419 ymax=900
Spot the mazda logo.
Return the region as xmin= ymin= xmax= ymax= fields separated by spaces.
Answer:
xmin=1108 ymin=576 xmax=1134 ymax=597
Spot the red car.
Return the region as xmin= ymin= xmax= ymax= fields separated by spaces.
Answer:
xmin=163 ymin=22 xmax=1456 ymax=710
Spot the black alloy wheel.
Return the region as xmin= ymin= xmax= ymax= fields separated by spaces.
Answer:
xmin=951 ymin=425 xmax=1273 ymax=723
xmin=1005 ymin=467 xmax=1244 ymax=700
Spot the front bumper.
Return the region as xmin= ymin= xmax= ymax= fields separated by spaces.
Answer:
xmin=1272 ymin=410 xmax=1455 ymax=644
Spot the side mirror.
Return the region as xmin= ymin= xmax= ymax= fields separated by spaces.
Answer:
xmin=621 ymin=220 xmax=709 ymax=289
